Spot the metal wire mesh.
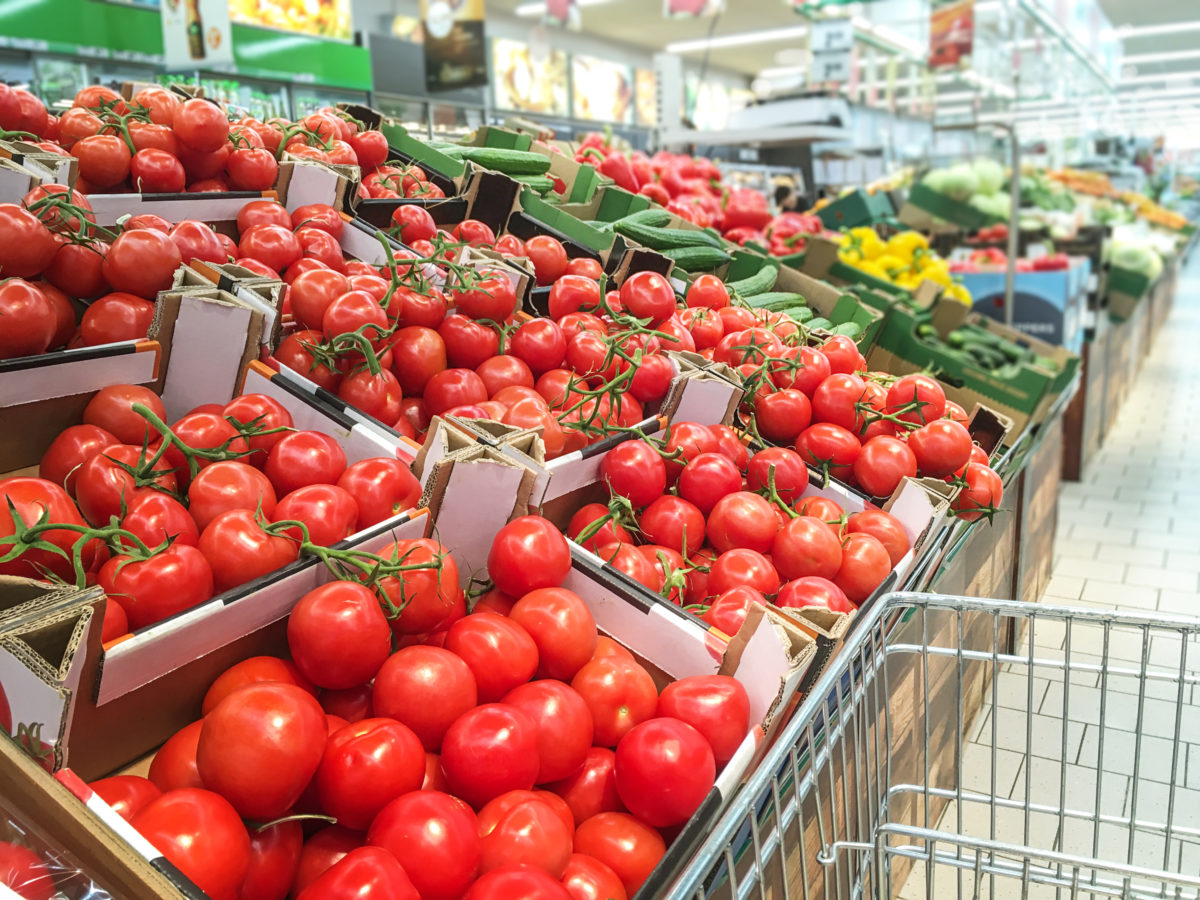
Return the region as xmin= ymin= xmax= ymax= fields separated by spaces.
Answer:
xmin=665 ymin=592 xmax=1200 ymax=900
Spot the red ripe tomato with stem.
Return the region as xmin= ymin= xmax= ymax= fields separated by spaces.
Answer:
xmin=619 ymin=270 xmax=675 ymax=324
xmin=336 ymin=457 xmax=421 ymax=531
xmin=99 ymin=544 xmax=215 ymax=630
xmin=129 ymin=148 xmax=186 ymax=192
xmin=74 ymin=444 xmax=177 ymax=527
xmin=102 ymin=228 xmax=182 ymax=299
xmin=952 ymin=462 xmax=1004 ymax=522
xmin=661 ymin=421 xmax=717 ymax=483
xmin=908 ymin=418 xmax=973 ymax=478
xmin=197 ymin=508 xmax=300 ymax=593
xmin=287 ymin=581 xmax=391 ymax=690
xmin=567 ymin=503 xmax=632 ymax=553
xmin=776 ymin=576 xmax=854 ymax=613
xmin=811 ymin=373 xmax=868 ymax=434
xmin=454 ymin=273 xmax=517 ymax=321
xmin=628 ymin=352 xmax=674 ymax=404
xmin=453 ymin=219 xmax=496 ymax=246
xmin=853 ymin=435 xmax=918 ymax=498
xmin=237 ymin=819 xmax=303 ymax=900
xmin=367 ymin=791 xmax=482 ymax=900
xmin=595 ymin=541 xmax=661 ymax=590
xmin=197 ymin=681 xmax=327 ymax=819
xmin=222 ymin=393 xmax=292 ymax=464
xmin=754 ymin=388 xmax=813 ymax=444
xmin=570 ymin=656 xmax=658 ymax=748
xmin=391 ymin=204 xmax=436 ymax=244
xmin=375 ymin=537 xmax=462 ymax=636
xmin=45 ymin=241 xmax=107 ymax=300
xmin=685 ymin=273 xmax=730 ymax=309
xmin=600 ymin=439 xmax=666 ymax=508
xmin=130 ymin=789 xmax=250 ymax=900
xmin=832 ymin=532 xmax=891 ymax=605
xmin=83 ymin=386 xmax=168 ymax=446
xmin=944 ymin=399 xmax=970 ymax=426
xmin=338 ymin=367 xmax=404 ymax=426
xmin=373 ymin=646 xmax=478 ymax=751
xmin=656 ymin=674 xmax=750 ymax=766
xmin=186 ymin=460 xmax=276 ymax=531
xmin=885 ymin=373 xmax=946 ymax=426
xmin=637 ymin=494 xmax=704 ymax=557
xmin=275 ymin=329 xmax=345 ymax=392
xmin=72 ymin=134 xmax=131 ymax=187
xmin=795 ymin=423 xmax=860 ymax=483
xmin=820 ymin=334 xmax=865 ymax=374
xmin=509 ymin=587 xmax=598 ymax=681
xmin=746 ymin=446 xmax=809 ymax=504
xmin=706 ymin=491 xmax=780 ymax=554
xmin=315 ymin=717 xmax=426 ymax=830
xmin=441 ymin=703 xmax=541 ymax=808
xmin=572 ymin=812 xmax=666 ymax=897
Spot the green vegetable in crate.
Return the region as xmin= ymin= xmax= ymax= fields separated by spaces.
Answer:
xmin=613 ymin=209 xmax=673 ymax=228
xmin=1110 ymin=241 xmax=1163 ymax=281
xmin=662 ymin=246 xmax=731 ymax=272
xmin=828 ymin=322 xmax=864 ymax=339
xmin=438 ymin=147 xmax=552 ymax=176
xmin=725 ymin=264 xmax=779 ymax=297
xmin=613 ymin=219 xmax=724 ymax=251
xmin=743 ymin=291 xmax=807 ymax=311
xmin=514 ymin=175 xmax=556 ymax=195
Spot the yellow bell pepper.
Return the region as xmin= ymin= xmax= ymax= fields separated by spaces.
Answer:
xmin=944 ymin=283 xmax=973 ymax=305
xmin=851 ymin=260 xmax=890 ymax=281
xmin=872 ymin=254 xmax=908 ymax=279
xmin=843 ymin=227 xmax=884 ymax=261
xmin=884 ymin=231 xmax=928 ymax=261
xmin=920 ymin=264 xmax=953 ymax=288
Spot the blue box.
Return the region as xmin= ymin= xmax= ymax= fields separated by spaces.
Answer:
xmin=960 ymin=259 xmax=1088 ymax=353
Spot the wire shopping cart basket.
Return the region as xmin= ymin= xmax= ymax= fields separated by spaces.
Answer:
xmin=663 ymin=592 xmax=1200 ymax=900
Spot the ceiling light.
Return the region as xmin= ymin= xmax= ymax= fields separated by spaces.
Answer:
xmin=1122 ymin=48 xmax=1200 ymax=66
xmin=666 ymin=25 xmax=809 ymax=54
xmin=1107 ymin=20 xmax=1200 ymax=40
xmin=935 ymin=105 xmax=974 ymax=116
xmin=1120 ymin=68 xmax=1200 ymax=86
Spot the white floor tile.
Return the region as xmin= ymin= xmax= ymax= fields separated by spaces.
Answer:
xmin=1054 ymin=557 xmax=1127 ymax=583
xmin=1125 ymin=565 xmax=1200 ymax=593
xmin=1080 ymin=580 xmax=1160 ymax=610
xmin=1095 ymin=543 xmax=1168 ymax=567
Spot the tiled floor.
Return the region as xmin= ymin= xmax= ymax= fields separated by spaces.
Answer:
xmin=899 ymin=255 xmax=1200 ymax=899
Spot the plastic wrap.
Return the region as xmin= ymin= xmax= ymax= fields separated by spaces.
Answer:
xmin=0 ymin=792 xmax=114 ymax=900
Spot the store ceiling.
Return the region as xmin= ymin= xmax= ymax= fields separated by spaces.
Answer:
xmin=487 ymin=0 xmax=809 ymax=76
xmin=1097 ymin=0 xmax=1200 ymax=84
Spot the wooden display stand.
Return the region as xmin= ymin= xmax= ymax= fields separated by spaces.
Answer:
xmin=1014 ymin=415 xmax=1065 ymax=609
xmin=1061 ymin=321 xmax=1109 ymax=482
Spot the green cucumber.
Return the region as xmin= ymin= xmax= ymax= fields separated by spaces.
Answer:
xmin=807 ymin=317 xmax=833 ymax=331
xmin=743 ymin=291 xmax=806 ymax=309
xmin=613 ymin=220 xmax=724 ymax=251
xmin=612 ymin=209 xmax=672 ymax=228
xmin=726 ymin=263 xmax=779 ymax=297
xmin=830 ymin=322 xmax=864 ymax=339
xmin=514 ymin=175 xmax=556 ymax=194
xmin=662 ymin=246 xmax=731 ymax=271
xmin=452 ymin=147 xmax=552 ymax=176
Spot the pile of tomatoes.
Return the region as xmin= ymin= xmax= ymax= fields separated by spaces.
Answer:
xmin=87 ymin=516 xmax=746 ymax=900
xmin=0 ymin=382 xmax=421 ymax=640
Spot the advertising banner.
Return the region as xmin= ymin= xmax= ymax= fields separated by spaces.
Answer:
xmin=228 ymin=0 xmax=351 ymax=40
xmin=544 ymin=0 xmax=580 ymax=29
xmin=161 ymin=0 xmax=233 ymax=69
xmin=422 ymin=0 xmax=489 ymax=92
xmin=664 ymin=0 xmax=724 ymax=17
xmin=929 ymin=0 xmax=974 ymax=68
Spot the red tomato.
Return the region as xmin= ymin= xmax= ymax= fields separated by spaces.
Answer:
xmin=707 ymin=547 xmax=780 ymax=596
xmin=237 ymin=199 xmax=292 ymax=232
xmin=503 ymin=680 xmax=594 ymax=783
xmin=454 ymin=273 xmax=517 ymax=321
xmin=288 ymin=581 xmax=392 ymax=690
xmin=746 ymin=447 xmax=810 ymax=504
xmin=570 ymin=656 xmax=658 ymax=747
xmin=772 ymin=516 xmax=843 ymax=581
xmin=391 ymin=204 xmax=437 ymax=244
xmin=79 ymin=291 xmax=156 ymax=346
xmin=833 ymin=532 xmax=891 ymax=605
xmin=661 ymin=421 xmax=717 ymax=483
xmin=953 ymin=462 xmax=1003 ymax=522
xmin=676 ymin=451 xmax=741 ymax=516
xmin=614 ymin=717 xmax=714 ymax=827
xmin=619 ymin=270 xmax=675 ymax=324
xmin=263 ymin=430 xmax=347 ymax=496
xmin=102 ymin=228 xmax=182 ymax=299
xmin=38 ymin=423 xmax=116 ymax=494
xmin=908 ymin=418 xmax=972 ymax=477
xmin=316 ymin=717 xmax=425 ymax=830
xmin=639 ymin=494 xmax=706 ymax=557
xmin=510 ymin=319 xmax=567 ymax=376
xmin=291 ymin=826 xmax=364 ymax=899
xmin=131 ymin=789 xmax=250 ymax=900
xmin=561 ymin=853 xmax=629 ymax=900
xmin=239 ymin=224 xmax=303 ymax=272
xmin=600 ymin=439 xmax=666 ymax=507
xmin=375 ymin=538 xmax=463 ymax=636
xmin=390 ymin=325 xmax=448 ymax=395
xmin=0 ymin=279 xmax=53 ymax=359
xmin=795 ymin=423 xmax=861 ymax=482
xmin=373 ymin=646 xmax=478 ymax=751
xmin=89 ymin=775 xmax=161 ymax=823
xmin=289 ymin=268 xmax=351 ymax=330
xmin=222 ymin=393 xmax=293 ymax=464
xmin=565 ymin=257 xmax=602 ymax=278
xmin=443 ymin=613 xmax=538 ymax=703
xmin=509 ymin=587 xmax=598 ymax=681
xmin=0 ymin=204 xmax=58 ymax=278
xmin=453 ymin=219 xmax=496 ymax=246
xmin=548 ymin=276 xmax=602 ymax=320
xmin=148 ymin=721 xmax=205 ymax=792
xmin=819 ymin=334 xmax=865 ymax=374
xmin=295 ymin=846 xmax=419 ymax=900
xmin=187 ymin=460 xmax=277 ymax=531
xmin=201 ymin=656 xmax=314 ymax=715
xmin=336 ymin=457 xmax=421 ymax=530
xmin=546 ymin=747 xmax=621 ymax=825
xmin=846 ymin=509 xmax=909 ymax=566
xmin=776 ymin=576 xmax=854 ymax=613
xmin=0 ymin=478 xmax=100 ymax=581
xmin=237 ymin=819 xmax=302 ymax=900
xmin=702 ymin=586 xmax=764 ymax=634
xmin=487 ymin=515 xmax=571 ymax=598
xmin=754 ymin=388 xmax=813 ymax=444
xmin=99 ymin=544 xmax=214 ymax=630
xmin=174 ymin=98 xmax=229 ymax=152
xmin=367 ymin=791 xmax=482 ymax=900
xmin=657 ymin=674 xmax=751 ymax=766
xmin=685 ymin=273 xmax=730 ymax=309
xmin=853 ymin=436 xmax=918 ymax=498
xmin=572 ymin=812 xmax=666 ymax=896
xmin=478 ymin=793 xmax=574 ymax=876
xmin=706 ymin=491 xmax=780 ymax=554
xmin=424 ymin=367 xmax=489 ymax=416
xmin=525 ymin=235 xmax=569 ymax=286
xmin=464 ymin=865 xmax=573 ymax=900
xmin=885 ymin=373 xmax=946 ymax=426
xmin=197 ymin=508 xmax=300 ymax=593
xmin=197 ymin=682 xmax=326 ymax=819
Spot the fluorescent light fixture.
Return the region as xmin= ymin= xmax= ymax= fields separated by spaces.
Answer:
xmin=1108 ymin=20 xmax=1200 ymax=40
xmin=515 ymin=0 xmax=612 ymax=14
xmin=667 ymin=25 xmax=809 ymax=54
xmin=851 ymin=15 xmax=924 ymax=58
xmin=1121 ymin=68 xmax=1200 ymax=86
xmin=1123 ymin=48 xmax=1200 ymax=66
xmin=935 ymin=105 xmax=974 ymax=116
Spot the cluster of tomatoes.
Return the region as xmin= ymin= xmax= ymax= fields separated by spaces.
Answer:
xmin=1 ymin=382 xmax=421 ymax=640
xmin=563 ymin=422 xmax=906 ymax=618
xmin=0 ymin=840 xmax=69 ymax=900
xmin=87 ymin=516 xmax=743 ymax=900
xmin=11 ymin=84 xmax=389 ymax=195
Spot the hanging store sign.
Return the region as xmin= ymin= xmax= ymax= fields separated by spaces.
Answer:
xmin=161 ymin=0 xmax=233 ymax=70
xmin=929 ymin=0 xmax=974 ymax=69
xmin=810 ymin=16 xmax=854 ymax=84
xmin=421 ymin=0 xmax=489 ymax=91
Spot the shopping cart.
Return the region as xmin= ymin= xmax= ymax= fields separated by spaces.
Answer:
xmin=664 ymin=592 xmax=1200 ymax=900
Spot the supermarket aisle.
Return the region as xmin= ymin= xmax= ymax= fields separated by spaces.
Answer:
xmin=900 ymin=257 xmax=1200 ymax=899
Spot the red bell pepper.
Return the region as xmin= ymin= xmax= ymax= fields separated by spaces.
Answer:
xmin=1032 ymin=252 xmax=1069 ymax=271
xmin=668 ymin=199 xmax=713 ymax=229
xmin=720 ymin=188 xmax=773 ymax=233
xmin=638 ymin=182 xmax=670 ymax=206
xmin=630 ymin=151 xmax=653 ymax=191
xmin=723 ymin=226 xmax=768 ymax=247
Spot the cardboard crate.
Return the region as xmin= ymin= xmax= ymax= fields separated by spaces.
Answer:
xmin=530 ymin=140 xmax=607 ymax=204
xmin=899 ymin=182 xmax=994 ymax=231
xmin=792 ymin=236 xmax=943 ymax=310
xmin=814 ymin=187 xmax=895 ymax=230
xmin=867 ymin=302 xmax=1079 ymax=438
